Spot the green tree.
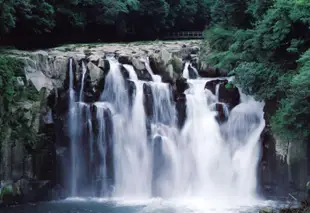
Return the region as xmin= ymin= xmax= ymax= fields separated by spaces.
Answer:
xmin=0 ymin=0 xmax=16 ymax=37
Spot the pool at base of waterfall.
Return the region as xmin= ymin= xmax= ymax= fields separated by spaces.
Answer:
xmin=0 ymin=198 xmax=296 ymax=213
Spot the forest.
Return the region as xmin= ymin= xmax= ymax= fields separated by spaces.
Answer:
xmin=203 ymin=0 xmax=310 ymax=146
xmin=0 ymin=0 xmax=210 ymax=48
xmin=0 ymin=0 xmax=310 ymax=146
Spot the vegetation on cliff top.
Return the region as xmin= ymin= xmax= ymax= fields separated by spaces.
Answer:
xmin=202 ymin=0 xmax=310 ymax=144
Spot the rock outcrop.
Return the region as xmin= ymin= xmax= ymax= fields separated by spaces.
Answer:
xmin=205 ymin=79 xmax=240 ymax=110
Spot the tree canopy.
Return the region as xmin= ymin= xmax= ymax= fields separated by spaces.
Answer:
xmin=0 ymin=0 xmax=210 ymax=47
xmin=202 ymin=0 xmax=310 ymax=144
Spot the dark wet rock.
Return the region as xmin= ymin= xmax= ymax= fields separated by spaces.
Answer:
xmin=175 ymin=77 xmax=189 ymax=94
xmin=135 ymin=69 xmax=153 ymax=81
xmin=120 ymin=65 xmax=130 ymax=80
xmin=80 ymin=91 xmax=95 ymax=103
xmin=188 ymin=64 xmax=199 ymax=79
xmin=0 ymin=180 xmax=64 ymax=205
xmin=214 ymin=103 xmax=228 ymax=124
xmin=204 ymin=79 xmax=228 ymax=95
xmin=143 ymin=83 xmax=154 ymax=119
xmin=218 ymin=83 xmax=240 ymax=110
xmin=126 ymin=80 xmax=136 ymax=107
xmin=149 ymin=56 xmax=166 ymax=76
xmin=99 ymin=59 xmax=110 ymax=73
xmin=176 ymin=94 xmax=187 ymax=129
xmin=161 ymin=72 xmax=174 ymax=85
xmin=118 ymin=55 xmax=132 ymax=65
xmin=47 ymin=88 xmax=72 ymax=116
xmin=190 ymin=55 xmax=199 ymax=70
xmin=191 ymin=46 xmax=200 ymax=54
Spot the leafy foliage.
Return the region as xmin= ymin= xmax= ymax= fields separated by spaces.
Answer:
xmin=202 ymin=0 xmax=310 ymax=143
xmin=0 ymin=56 xmax=40 ymax=155
xmin=0 ymin=56 xmax=23 ymax=108
xmin=0 ymin=0 xmax=211 ymax=46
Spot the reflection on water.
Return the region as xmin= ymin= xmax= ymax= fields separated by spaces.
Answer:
xmin=0 ymin=198 xmax=298 ymax=213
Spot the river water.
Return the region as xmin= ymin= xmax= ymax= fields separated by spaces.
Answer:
xmin=0 ymin=198 xmax=294 ymax=213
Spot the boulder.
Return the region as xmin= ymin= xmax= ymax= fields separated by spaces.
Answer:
xmin=149 ymin=49 xmax=172 ymax=76
xmin=175 ymin=46 xmax=197 ymax=60
xmin=218 ymin=82 xmax=240 ymax=110
xmin=169 ymin=55 xmax=183 ymax=76
xmin=166 ymin=64 xmax=174 ymax=80
xmin=205 ymin=79 xmax=228 ymax=95
xmin=199 ymin=62 xmax=228 ymax=77
xmin=98 ymin=58 xmax=110 ymax=73
xmin=118 ymin=54 xmax=132 ymax=65
xmin=88 ymin=55 xmax=101 ymax=66
xmin=175 ymin=78 xmax=189 ymax=94
xmin=132 ymin=58 xmax=146 ymax=71
xmin=87 ymin=61 xmax=104 ymax=88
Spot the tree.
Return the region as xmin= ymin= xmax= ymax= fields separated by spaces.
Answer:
xmin=0 ymin=0 xmax=16 ymax=38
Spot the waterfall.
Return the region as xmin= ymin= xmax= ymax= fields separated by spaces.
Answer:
xmin=183 ymin=62 xmax=199 ymax=79
xmin=65 ymin=58 xmax=264 ymax=202
xmin=68 ymin=58 xmax=78 ymax=196
xmin=215 ymin=83 xmax=220 ymax=102
xmin=143 ymin=57 xmax=161 ymax=82
xmin=79 ymin=61 xmax=87 ymax=102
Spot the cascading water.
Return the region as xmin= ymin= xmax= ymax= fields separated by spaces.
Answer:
xmin=66 ymin=57 xmax=265 ymax=205
xmin=183 ymin=62 xmax=199 ymax=79
xmin=143 ymin=57 xmax=161 ymax=82
xmin=179 ymin=77 xmax=264 ymax=201
xmin=79 ymin=61 xmax=87 ymax=102
xmin=68 ymin=58 xmax=78 ymax=196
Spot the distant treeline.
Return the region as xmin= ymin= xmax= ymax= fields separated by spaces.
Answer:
xmin=0 ymin=0 xmax=211 ymax=48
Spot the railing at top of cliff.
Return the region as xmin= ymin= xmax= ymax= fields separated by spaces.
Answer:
xmin=162 ymin=31 xmax=203 ymax=40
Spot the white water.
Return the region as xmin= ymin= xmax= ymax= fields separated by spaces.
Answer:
xmin=67 ymin=58 xmax=265 ymax=206
xmin=68 ymin=58 xmax=77 ymax=196
xmin=79 ymin=61 xmax=87 ymax=102
xmin=143 ymin=57 xmax=162 ymax=82
xmin=183 ymin=62 xmax=199 ymax=79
